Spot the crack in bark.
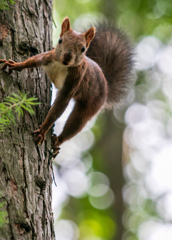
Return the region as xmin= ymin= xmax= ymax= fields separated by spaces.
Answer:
xmin=21 ymin=187 xmax=34 ymax=237
xmin=7 ymin=200 xmax=15 ymax=240
xmin=22 ymin=147 xmax=28 ymax=189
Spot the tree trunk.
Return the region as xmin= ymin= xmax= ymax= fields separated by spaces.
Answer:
xmin=91 ymin=111 xmax=125 ymax=240
xmin=0 ymin=1 xmax=55 ymax=239
xmin=96 ymin=0 xmax=126 ymax=239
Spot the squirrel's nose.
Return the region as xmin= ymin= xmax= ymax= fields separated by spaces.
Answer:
xmin=64 ymin=50 xmax=72 ymax=59
xmin=63 ymin=51 xmax=72 ymax=65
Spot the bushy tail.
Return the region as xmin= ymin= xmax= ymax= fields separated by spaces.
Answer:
xmin=86 ymin=21 xmax=134 ymax=107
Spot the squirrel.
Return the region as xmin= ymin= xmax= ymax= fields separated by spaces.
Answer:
xmin=0 ymin=17 xmax=133 ymax=157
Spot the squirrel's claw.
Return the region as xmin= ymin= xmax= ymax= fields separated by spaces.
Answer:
xmin=51 ymin=134 xmax=60 ymax=158
xmin=32 ymin=128 xmax=46 ymax=146
xmin=51 ymin=147 xmax=60 ymax=158
xmin=8 ymin=59 xmax=15 ymax=63
xmin=0 ymin=59 xmax=7 ymax=64
xmin=0 ymin=59 xmax=8 ymax=70
xmin=0 ymin=59 xmax=22 ymax=72
xmin=50 ymin=147 xmax=60 ymax=159
xmin=34 ymin=134 xmax=44 ymax=145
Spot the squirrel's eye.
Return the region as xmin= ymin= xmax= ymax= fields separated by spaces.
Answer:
xmin=58 ymin=38 xmax=62 ymax=44
xmin=81 ymin=47 xmax=85 ymax=53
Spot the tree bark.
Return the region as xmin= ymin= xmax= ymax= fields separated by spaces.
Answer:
xmin=0 ymin=1 xmax=55 ymax=239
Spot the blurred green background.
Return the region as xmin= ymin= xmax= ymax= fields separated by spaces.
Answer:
xmin=52 ymin=0 xmax=172 ymax=240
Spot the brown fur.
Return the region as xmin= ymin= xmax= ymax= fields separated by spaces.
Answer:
xmin=0 ymin=17 xmax=133 ymax=157
xmin=86 ymin=21 xmax=133 ymax=106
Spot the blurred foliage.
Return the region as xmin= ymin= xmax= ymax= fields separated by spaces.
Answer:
xmin=53 ymin=0 xmax=172 ymax=42
xmin=0 ymin=0 xmax=16 ymax=10
xmin=59 ymin=190 xmax=116 ymax=239
xmin=116 ymin=0 xmax=172 ymax=40
xmin=53 ymin=0 xmax=172 ymax=240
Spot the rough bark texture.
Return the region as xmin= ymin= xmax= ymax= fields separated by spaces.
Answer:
xmin=0 ymin=0 xmax=55 ymax=239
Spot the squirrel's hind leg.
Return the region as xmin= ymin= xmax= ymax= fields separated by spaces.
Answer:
xmin=51 ymin=102 xmax=96 ymax=156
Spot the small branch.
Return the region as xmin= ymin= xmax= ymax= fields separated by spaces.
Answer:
xmin=0 ymin=91 xmax=40 ymax=131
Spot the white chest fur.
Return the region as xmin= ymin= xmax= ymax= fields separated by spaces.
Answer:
xmin=42 ymin=61 xmax=68 ymax=89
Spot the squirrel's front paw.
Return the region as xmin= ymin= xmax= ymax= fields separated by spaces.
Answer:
xmin=32 ymin=128 xmax=46 ymax=145
xmin=0 ymin=59 xmax=8 ymax=64
xmin=0 ymin=59 xmax=22 ymax=72
xmin=51 ymin=134 xmax=60 ymax=158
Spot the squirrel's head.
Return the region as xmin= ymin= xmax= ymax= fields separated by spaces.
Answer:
xmin=55 ymin=17 xmax=95 ymax=67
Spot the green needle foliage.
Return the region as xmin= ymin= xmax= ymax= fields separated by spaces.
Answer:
xmin=0 ymin=91 xmax=40 ymax=131
xmin=0 ymin=0 xmax=16 ymax=10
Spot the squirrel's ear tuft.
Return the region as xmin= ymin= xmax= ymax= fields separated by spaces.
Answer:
xmin=84 ymin=27 xmax=96 ymax=47
xmin=60 ymin=17 xmax=71 ymax=37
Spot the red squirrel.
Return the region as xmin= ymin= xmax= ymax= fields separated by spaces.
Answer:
xmin=0 ymin=17 xmax=133 ymax=157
